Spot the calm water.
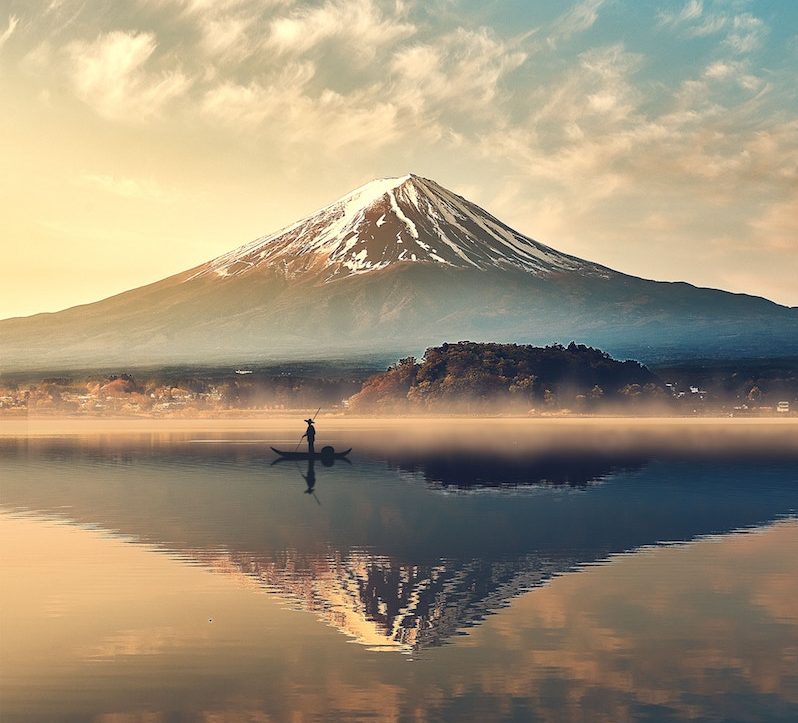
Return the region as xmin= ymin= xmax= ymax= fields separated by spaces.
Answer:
xmin=1 ymin=423 xmax=798 ymax=722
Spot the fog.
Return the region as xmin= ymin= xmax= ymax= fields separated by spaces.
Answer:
xmin=3 ymin=416 xmax=796 ymax=459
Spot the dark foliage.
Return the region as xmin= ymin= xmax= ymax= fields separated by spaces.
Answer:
xmin=349 ymin=341 xmax=664 ymax=411
xmin=651 ymin=357 xmax=798 ymax=406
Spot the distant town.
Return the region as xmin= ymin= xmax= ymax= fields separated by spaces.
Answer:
xmin=0 ymin=371 xmax=360 ymax=417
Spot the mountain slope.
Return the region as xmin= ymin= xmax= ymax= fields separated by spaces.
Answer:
xmin=189 ymin=174 xmax=609 ymax=281
xmin=1 ymin=174 xmax=796 ymax=371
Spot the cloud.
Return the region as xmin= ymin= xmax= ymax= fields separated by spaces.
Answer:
xmin=725 ymin=13 xmax=766 ymax=54
xmin=703 ymin=60 xmax=735 ymax=80
xmin=658 ymin=3 xmax=767 ymax=54
xmin=530 ymin=44 xmax=644 ymax=141
xmin=265 ymin=0 xmax=415 ymax=61
xmin=689 ymin=14 xmax=727 ymax=37
xmin=550 ymin=0 xmax=606 ymax=43
xmin=66 ymin=31 xmax=190 ymax=120
xmin=703 ymin=60 xmax=762 ymax=91
xmin=197 ymin=15 xmax=255 ymax=59
xmin=0 ymin=14 xmax=19 ymax=48
xmin=145 ymin=0 xmax=294 ymax=63
xmin=480 ymin=30 xmax=791 ymax=205
xmin=658 ymin=0 xmax=703 ymax=27
xmin=201 ymin=61 xmax=315 ymax=126
xmin=390 ymin=28 xmax=527 ymax=122
xmin=201 ymin=63 xmax=403 ymax=152
xmin=200 ymin=24 xmax=527 ymax=153
xmin=467 ymin=28 xmax=797 ymax=294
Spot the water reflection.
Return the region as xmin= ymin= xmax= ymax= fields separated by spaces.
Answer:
xmin=272 ymin=455 xmax=350 ymax=504
xmin=386 ymin=451 xmax=647 ymax=489
xmin=2 ymin=432 xmax=797 ymax=656
xmin=303 ymin=457 xmax=318 ymax=500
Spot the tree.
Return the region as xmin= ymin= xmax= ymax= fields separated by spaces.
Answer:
xmin=346 ymin=342 xmax=663 ymax=412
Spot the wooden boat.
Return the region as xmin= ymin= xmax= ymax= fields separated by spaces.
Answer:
xmin=270 ymin=446 xmax=352 ymax=460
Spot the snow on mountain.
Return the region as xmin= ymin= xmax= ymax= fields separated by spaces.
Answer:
xmin=189 ymin=174 xmax=610 ymax=282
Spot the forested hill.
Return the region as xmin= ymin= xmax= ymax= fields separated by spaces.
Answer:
xmin=348 ymin=342 xmax=664 ymax=412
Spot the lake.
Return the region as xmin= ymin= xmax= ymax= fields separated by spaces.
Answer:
xmin=1 ymin=418 xmax=797 ymax=722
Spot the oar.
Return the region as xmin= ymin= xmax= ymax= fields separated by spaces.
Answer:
xmin=292 ymin=406 xmax=322 ymax=452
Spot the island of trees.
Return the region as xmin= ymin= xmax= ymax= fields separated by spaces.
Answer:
xmin=348 ymin=341 xmax=667 ymax=413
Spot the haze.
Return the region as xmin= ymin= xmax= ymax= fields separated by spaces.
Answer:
xmin=3 ymin=416 xmax=797 ymax=457
xmin=1 ymin=0 xmax=797 ymax=320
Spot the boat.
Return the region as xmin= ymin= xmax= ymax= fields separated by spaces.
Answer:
xmin=270 ymin=446 xmax=352 ymax=460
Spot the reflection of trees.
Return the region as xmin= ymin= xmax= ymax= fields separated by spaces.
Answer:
xmin=387 ymin=452 xmax=648 ymax=490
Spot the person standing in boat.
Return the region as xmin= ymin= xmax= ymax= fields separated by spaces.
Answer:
xmin=301 ymin=418 xmax=316 ymax=455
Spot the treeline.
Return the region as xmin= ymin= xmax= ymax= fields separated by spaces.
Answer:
xmin=651 ymin=357 xmax=798 ymax=405
xmin=348 ymin=341 xmax=666 ymax=412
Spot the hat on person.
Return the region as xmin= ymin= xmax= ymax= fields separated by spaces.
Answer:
xmin=305 ymin=419 xmax=314 ymax=424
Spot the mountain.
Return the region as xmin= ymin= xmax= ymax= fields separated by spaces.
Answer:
xmin=189 ymin=174 xmax=608 ymax=280
xmin=2 ymin=173 xmax=796 ymax=371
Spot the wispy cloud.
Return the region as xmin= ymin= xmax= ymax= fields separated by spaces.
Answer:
xmin=658 ymin=2 xmax=767 ymax=54
xmin=200 ymin=23 xmax=526 ymax=152
xmin=66 ymin=31 xmax=190 ymax=120
xmin=0 ymin=14 xmax=19 ymax=48
xmin=200 ymin=61 xmax=315 ymax=127
xmin=550 ymin=0 xmax=606 ymax=44
xmin=703 ymin=60 xmax=762 ymax=90
xmin=149 ymin=0 xmax=295 ymax=62
xmin=390 ymin=28 xmax=527 ymax=126
xmin=265 ymin=0 xmax=415 ymax=60
xmin=658 ymin=0 xmax=703 ymax=27
xmin=725 ymin=13 xmax=766 ymax=54
xmin=201 ymin=64 xmax=404 ymax=152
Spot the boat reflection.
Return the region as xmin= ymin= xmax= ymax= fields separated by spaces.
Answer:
xmin=271 ymin=453 xmax=350 ymax=502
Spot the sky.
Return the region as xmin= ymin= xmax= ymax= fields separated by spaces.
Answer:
xmin=0 ymin=0 xmax=796 ymax=319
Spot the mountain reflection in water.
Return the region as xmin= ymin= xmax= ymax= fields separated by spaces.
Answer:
xmin=1 ymin=433 xmax=797 ymax=654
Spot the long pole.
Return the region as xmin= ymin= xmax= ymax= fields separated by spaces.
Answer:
xmin=293 ymin=407 xmax=322 ymax=452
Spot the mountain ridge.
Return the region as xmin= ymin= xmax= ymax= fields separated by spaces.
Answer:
xmin=186 ymin=174 xmax=611 ymax=283
xmin=1 ymin=173 xmax=796 ymax=370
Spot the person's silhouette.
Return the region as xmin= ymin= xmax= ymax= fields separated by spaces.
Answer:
xmin=301 ymin=418 xmax=316 ymax=455
xmin=302 ymin=457 xmax=317 ymax=494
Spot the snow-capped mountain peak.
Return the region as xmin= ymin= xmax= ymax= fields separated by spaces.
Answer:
xmin=189 ymin=174 xmax=608 ymax=282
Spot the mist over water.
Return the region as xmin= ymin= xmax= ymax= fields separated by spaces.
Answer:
xmin=2 ymin=419 xmax=797 ymax=721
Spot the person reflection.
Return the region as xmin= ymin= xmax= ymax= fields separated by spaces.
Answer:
xmin=302 ymin=457 xmax=317 ymax=495
xmin=302 ymin=458 xmax=323 ymax=505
